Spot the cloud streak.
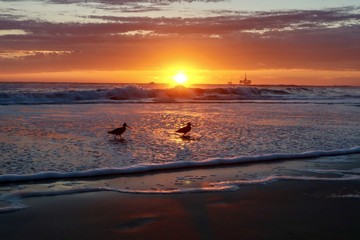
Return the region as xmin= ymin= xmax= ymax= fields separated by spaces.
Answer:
xmin=46 ymin=0 xmax=224 ymax=4
xmin=0 ymin=6 xmax=359 ymax=73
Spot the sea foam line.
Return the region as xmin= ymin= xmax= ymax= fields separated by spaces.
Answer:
xmin=0 ymin=184 xmax=238 ymax=213
xmin=1 ymin=85 xmax=359 ymax=105
xmin=0 ymin=146 xmax=359 ymax=184
xmin=2 ymin=171 xmax=360 ymax=214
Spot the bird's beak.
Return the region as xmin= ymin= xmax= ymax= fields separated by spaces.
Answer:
xmin=127 ymin=126 xmax=132 ymax=129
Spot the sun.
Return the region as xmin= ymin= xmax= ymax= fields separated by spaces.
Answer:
xmin=173 ymin=72 xmax=188 ymax=85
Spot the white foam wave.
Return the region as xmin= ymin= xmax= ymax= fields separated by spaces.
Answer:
xmin=0 ymin=146 xmax=359 ymax=184
xmin=2 ymin=169 xmax=360 ymax=214
xmin=329 ymin=194 xmax=360 ymax=199
xmin=0 ymin=194 xmax=28 ymax=213
xmin=1 ymin=84 xmax=359 ymax=105
xmin=292 ymin=168 xmax=360 ymax=175
xmin=214 ymin=174 xmax=360 ymax=189
xmin=311 ymin=158 xmax=356 ymax=164
xmin=0 ymin=184 xmax=238 ymax=213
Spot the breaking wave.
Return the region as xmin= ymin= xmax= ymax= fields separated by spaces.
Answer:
xmin=1 ymin=146 xmax=359 ymax=184
xmin=2 ymin=152 xmax=360 ymax=213
xmin=0 ymin=83 xmax=359 ymax=105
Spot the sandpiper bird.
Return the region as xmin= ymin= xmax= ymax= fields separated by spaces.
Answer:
xmin=108 ymin=123 xmax=131 ymax=139
xmin=175 ymin=122 xmax=192 ymax=136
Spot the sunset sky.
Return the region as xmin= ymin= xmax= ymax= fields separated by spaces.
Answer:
xmin=0 ymin=0 xmax=359 ymax=85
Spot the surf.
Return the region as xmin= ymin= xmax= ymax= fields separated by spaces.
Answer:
xmin=1 ymin=83 xmax=359 ymax=105
xmin=0 ymin=146 xmax=359 ymax=184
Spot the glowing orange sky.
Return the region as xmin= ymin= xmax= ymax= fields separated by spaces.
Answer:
xmin=0 ymin=0 xmax=359 ymax=85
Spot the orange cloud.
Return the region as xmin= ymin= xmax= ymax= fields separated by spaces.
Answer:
xmin=1 ymin=6 xmax=359 ymax=85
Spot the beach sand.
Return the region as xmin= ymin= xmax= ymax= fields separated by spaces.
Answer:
xmin=1 ymin=180 xmax=360 ymax=240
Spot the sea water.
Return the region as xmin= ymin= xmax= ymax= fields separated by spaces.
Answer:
xmin=0 ymin=83 xmax=360 ymax=212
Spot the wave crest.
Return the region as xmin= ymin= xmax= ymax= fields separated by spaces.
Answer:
xmin=1 ymin=84 xmax=359 ymax=105
xmin=1 ymin=146 xmax=359 ymax=184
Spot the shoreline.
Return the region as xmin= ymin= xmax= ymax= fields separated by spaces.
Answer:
xmin=1 ymin=180 xmax=360 ymax=240
xmin=1 ymin=148 xmax=359 ymax=184
xmin=1 ymin=152 xmax=360 ymax=239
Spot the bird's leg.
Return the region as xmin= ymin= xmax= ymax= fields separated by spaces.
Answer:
xmin=114 ymin=135 xmax=117 ymax=140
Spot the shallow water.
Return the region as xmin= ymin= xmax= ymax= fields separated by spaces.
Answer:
xmin=0 ymin=99 xmax=360 ymax=213
xmin=1 ymin=153 xmax=360 ymax=214
xmin=1 ymin=84 xmax=360 ymax=212
xmin=1 ymin=103 xmax=359 ymax=175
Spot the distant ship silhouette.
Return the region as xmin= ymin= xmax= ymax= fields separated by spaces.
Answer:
xmin=239 ymin=73 xmax=251 ymax=85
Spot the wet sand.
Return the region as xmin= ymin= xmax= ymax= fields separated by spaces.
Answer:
xmin=1 ymin=180 xmax=360 ymax=240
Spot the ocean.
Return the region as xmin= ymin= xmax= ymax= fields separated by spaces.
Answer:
xmin=0 ymin=82 xmax=360 ymax=212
